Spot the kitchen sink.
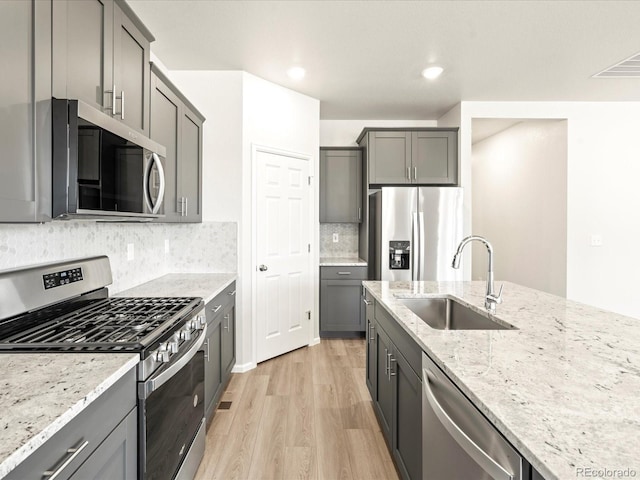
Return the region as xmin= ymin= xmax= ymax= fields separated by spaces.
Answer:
xmin=397 ymin=297 xmax=516 ymax=330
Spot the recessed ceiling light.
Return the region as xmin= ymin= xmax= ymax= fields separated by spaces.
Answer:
xmin=287 ymin=66 xmax=306 ymax=81
xmin=422 ymin=66 xmax=444 ymax=80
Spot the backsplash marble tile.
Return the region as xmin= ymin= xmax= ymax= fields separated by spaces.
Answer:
xmin=0 ymin=221 xmax=237 ymax=294
xmin=320 ymin=223 xmax=359 ymax=257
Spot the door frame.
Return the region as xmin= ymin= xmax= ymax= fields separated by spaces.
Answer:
xmin=251 ymin=143 xmax=318 ymax=365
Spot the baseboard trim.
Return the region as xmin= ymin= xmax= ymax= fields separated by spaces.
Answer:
xmin=309 ymin=337 xmax=321 ymax=346
xmin=231 ymin=361 xmax=256 ymax=373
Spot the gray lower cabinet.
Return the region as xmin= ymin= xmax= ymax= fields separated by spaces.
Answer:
xmin=0 ymin=0 xmax=51 ymax=222
xmin=364 ymin=288 xmax=377 ymax=400
xmin=369 ymin=299 xmax=422 ymax=480
xmin=6 ymin=368 xmax=137 ymax=480
xmin=204 ymin=282 xmax=236 ymax=423
xmin=150 ymin=63 xmax=204 ymax=223
xmin=320 ymin=266 xmax=367 ymax=336
xmin=69 ymin=408 xmax=137 ymax=480
xmin=52 ymin=0 xmax=153 ymax=135
xmin=357 ymin=128 xmax=458 ymax=186
xmin=319 ymin=148 xmax=363 ymax=223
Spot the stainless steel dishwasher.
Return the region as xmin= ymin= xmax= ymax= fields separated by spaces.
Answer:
xmin=422 ymin=352 xmax=524 ymax=480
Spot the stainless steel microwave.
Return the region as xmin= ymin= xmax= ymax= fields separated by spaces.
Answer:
xmin=52 ymin=99 xmax=167 ymax=221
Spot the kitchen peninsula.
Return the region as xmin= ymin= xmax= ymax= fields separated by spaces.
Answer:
xmin=364 ymin=280 xmax=640 ymax=480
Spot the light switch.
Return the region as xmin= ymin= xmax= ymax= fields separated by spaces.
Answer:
xmin=164 ymin=239 xmax=170 ymax=254
xmin=333 ymin=233 xmax=339 ymax=243
xmin=127 ymin=243 xmax=135 ymax=261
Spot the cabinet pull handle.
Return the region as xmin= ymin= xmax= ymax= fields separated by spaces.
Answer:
xmin=43 ymin=440 xmax=89 ymax=479
xmin=110 ymin=84 xmax=117 ymax=116
xmin=406 ymin=167 xmax=410 ymax=180
xmin=184 ymin=197 xmax=188 ymax=217
xmin=224 ymin=313 xmax=230 ymax=330
xmin=414 ymin=166 xmax=417 ymax=180
xmin=228 ymin=290 xmax=236 ymax=296
xmin=384 ymin=348 xmax=389 ymax=376
xmin=368 ymin=324 xmax=375 ymax=343
xmin=204 ymin=338 xmax=210 ymax=361
xmin=337 ymin=271 xmax=351 ymax=275
xmin=363 ymin=298 xmax=372 ymax=305
xmin=358 ymin=207 xmax=362 ymax=221
xmin=120 ymin=89 xmax=125 ymax=120
xmin=389 ymin=356 xmax=397 ymax=378
xmin=387 ymin=352 xmax=394 ymax=381
xmin=212 ymin=305 xmax=222 ymax=313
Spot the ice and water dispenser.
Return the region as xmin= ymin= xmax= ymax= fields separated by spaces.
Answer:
xmin=389 ymin=241 xmax=410 ymax=270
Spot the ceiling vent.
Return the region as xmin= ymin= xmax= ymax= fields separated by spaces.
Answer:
xmin=593 ymin=52 xmax=640 ymax=78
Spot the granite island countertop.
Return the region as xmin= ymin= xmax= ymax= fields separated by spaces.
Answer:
xmin=363 ymin=280 xmax=640 ymax=480
xmin=319 ymin=256 xmax=367 ymax=267
xmin=116 ymin=273 xmax=237 ymax=303
xmin=0 ymin=353 xmax=139 ymax=478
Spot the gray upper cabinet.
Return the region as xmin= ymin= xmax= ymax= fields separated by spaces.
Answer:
xmin=358 ymin=128 xmax=458 ymax=185
xmin=411 ymin=130 xmax=457 ymax=184
xmin=367 ymin=131 xmax=412 ymax=184
xmin=0 ymin=0 xmax=51 ymax=223
xmin=112 ymin=1 xmax=152 ymax=135
xmin=52 ymin=0 xmax=153 ymax=135
xmin=150 ymin=63 xmax=204 ymax=223
xmin=319 ymin=148 xmax=363 ymax=223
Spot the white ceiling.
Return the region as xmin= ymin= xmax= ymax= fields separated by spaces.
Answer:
xmin=128 ymin=0 xmax=640 ymax=120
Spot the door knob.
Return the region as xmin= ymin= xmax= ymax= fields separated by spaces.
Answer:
xmin=259 ymin=265 xmax=268 ymax=272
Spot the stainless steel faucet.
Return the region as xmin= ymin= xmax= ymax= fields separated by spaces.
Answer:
xmin=451 ymin=235 xmax=503 ymax=312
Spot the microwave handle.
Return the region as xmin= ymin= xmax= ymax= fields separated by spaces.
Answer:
xmin=144 ymin=153 xmax=166 ymax=215
xmin=152 ymin=153 xmax=166 ymax=214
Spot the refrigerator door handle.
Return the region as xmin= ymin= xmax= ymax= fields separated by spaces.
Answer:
xmin=418 ymin=212 xmax=425 ymax=281
xmin=412 ymin=212 xmax=419 ymax=281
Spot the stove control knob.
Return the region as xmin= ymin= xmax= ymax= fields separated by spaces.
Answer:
xmin=196 ymin=314 xmax=206 ymax=330
xmin=168 ymin=340 xmax=179 ymax=354
xmin=179 ymin=328 xmax=192 ymax=341
xmin=155 ymin=345 xmax=170 ymax=363
xmin=186 ymin=319 xmax=197 ymax=331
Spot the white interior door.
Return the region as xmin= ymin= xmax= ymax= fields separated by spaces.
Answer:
xmin=255 ymin=148 xmax=312 ymax=363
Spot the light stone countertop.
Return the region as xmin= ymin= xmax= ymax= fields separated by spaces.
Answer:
xmin=0 ymin=353 xmax=139 ymax=478
xmin=363 ymin=280 xmax=640 ymax=480
xmin=116 ymin=273 xmax=237 ymax=303
xmin=319 ymin=256 xmax=367 ymax=267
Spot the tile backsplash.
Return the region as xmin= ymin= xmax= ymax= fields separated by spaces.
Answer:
xmin=320 ymin=223 xmax=359 ymax=257
xmin=0 ymin=221 xmax=237 ymax=294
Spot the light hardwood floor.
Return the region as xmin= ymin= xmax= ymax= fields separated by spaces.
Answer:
xmin=195 ymin=338 xmax=400 ymax=480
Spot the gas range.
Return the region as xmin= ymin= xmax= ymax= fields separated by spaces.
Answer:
xmin=0 ymin=256 xmax=207 ymax=480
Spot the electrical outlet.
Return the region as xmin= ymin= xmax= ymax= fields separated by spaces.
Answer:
xmin=164 ymin=239 xmax=170 ymax=254
xmin=589 ymin=234 xmax=603 ymax=247
xmin=127 ymin=243 xmax=135 ymax=261
xmin=333 ymin=233 xmax=339 ymax=243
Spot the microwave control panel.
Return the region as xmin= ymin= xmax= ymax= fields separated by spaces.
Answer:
xmin=43 ymin=267 xmax=84 ymax=290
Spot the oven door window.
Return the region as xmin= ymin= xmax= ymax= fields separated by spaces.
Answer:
xmin=142 ymin=351 xmax=204 ymax=480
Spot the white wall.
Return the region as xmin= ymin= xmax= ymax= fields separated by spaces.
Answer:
xmin=456 ymin=102 xmax=640 ymax=319
xmin=471 ymin=120 xmax=568 ymax=296
xmin=320 ymin=119 xmax=437 ymax=146
xmin=242 ymin=73 xmax=321 ymax=367
xmin=159 ymin=67 xmax=320 ymax=370
xmin=166 ymin=70 xmax=244 ymax=222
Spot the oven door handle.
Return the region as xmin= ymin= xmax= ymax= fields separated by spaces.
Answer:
xmin=142 ymin=324 xmax=207 ymax=399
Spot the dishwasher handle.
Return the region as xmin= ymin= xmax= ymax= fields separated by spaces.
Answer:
xmin=423 ymin=368 xmax=515 ymax=480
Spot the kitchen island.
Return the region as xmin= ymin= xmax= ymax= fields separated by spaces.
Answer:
xmin=364 ymin=280 xmax=640 ymax=480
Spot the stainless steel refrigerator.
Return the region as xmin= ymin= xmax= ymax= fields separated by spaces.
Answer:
xmin=370 ymin=186 xmax=463 ymax=281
